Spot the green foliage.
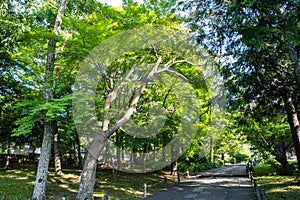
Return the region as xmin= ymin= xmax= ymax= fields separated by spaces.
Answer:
xmin=178 ymin=158 xmax=218 ymax=173
xmin=264 ymin=158 xmax=279 ymax=166
xmin=294 ymin=170 xmax=300 ymax=182
xmin=1 ymin=0 xmax=219 ymax=186
xmin=253 ymin=163 xmax=278 ymax=177
xmin=183 ymin=0 xmax=300 ymax=169
xmin=12 ymin=95 xmax=72 ymax=136
xmin=6 ymin=0 xmax=185 ymax=140
xmin=258 ymin=159 xmax=297 ymax=176
xmin=143 ymin=0 xmax=179 ymax=18
xmin=233 ymin=153 xmax=248 ymax=163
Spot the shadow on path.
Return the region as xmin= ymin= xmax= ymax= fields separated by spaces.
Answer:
xmin=143 ymin=164 xmax=257 ymax=200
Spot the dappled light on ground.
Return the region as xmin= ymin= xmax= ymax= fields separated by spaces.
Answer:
xmin=257 ymin=175 xmax=300 ymax=199
xmin=0 ymin=163 xmax=179 ymax=199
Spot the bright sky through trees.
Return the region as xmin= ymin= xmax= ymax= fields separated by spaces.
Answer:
xmin=99 ymin=0 xmax=144 ymax=6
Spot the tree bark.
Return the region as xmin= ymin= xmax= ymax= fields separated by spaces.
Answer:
xmin=142 ymin=143 xmax=148 ymax=173
xmin=170 ymin=161 xmax=177 ymax=176
xmin=4 ymin=138 xmax=11 ymax=170
xmin=282 ymin=92 xmax=300 ymax=171
xmin=210 ymin=135 xmax=214 ymax=163
xmin=4 ymin=155 xmax=10 ymax=170
xmin=116 ymin=133 xmax=122 ymax=170
xmin=32 ymin=0 xmax=68 ymax=199
xmin=74 ymin=130 xmax=83 ymax=168
xmin=170 ymin=142 xmax=177 ymax=175
xmin=288 ymin=42 xmax=300 ymax=92
xmin=53 ymin=121 xmax=62 ymax=175
xmin=32 ymin=120 xmax=55 ymax=200
xmin=77 ymin=151 xmax=98 ymax=200
xmin=162 ymin=147 xmax=166 ymax=162
xmin=77 ymin=133 xmax=107 ymax=199
xmin=273 ymin=142 xmax=292 ymax=175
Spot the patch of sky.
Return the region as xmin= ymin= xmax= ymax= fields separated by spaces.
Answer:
xmin=99 ymin=0 xmax=144 ymax=7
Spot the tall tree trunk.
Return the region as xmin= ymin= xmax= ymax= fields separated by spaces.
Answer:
xmin=288 ymin=42 xmax=300 ymax=92
xmin=282 ymin=92 xmax=300 ymax=171
xmin=116 ymin=133 xmax=122 ymax=170
xmin=210 ymin=135 xmax=214 ymax=163
xmin=142 ymin=144 xmax=148 ymax=173
xmin=77 ymin=90 xmax=120 ymax=199
xmin=4 ymin=138 xmax=11 ymax=170
xmin=77 ymin=133 xmax=108 ymax=199
xmin=273 ymin=142 xmax=292 ymax=175
xmin=74 ymin=130 xmax=82 ymax=168
xmin=153 ymin=144 xmax=156 ymax=160
xmin=4 ymin=154 xmax=10 ymax=170
xmin=130 ymin=148 xmax=134 ymax=172
xmin=32 ymin=0 xmax=68 ymax=199
xmin=32 ymin=120 xmax=55 ymax=200
xmin=77 ymin=151 xmax=98 ymax=200
xmin=53 ymin=121 xmax=62 ymax=175
xmin=162 ymin=147 xmax=166 ymax=162
xmin=287 ymin=42 xmax=300 ymax=170
xmin=170 ymin=143 xmax=177 ymax=175
xmin=77 ymin=86 xmax=113 ymax=199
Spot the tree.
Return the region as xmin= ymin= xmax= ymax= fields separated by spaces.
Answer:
xmin=108 ymin=49 xmax=214 ymax=174
xmin=215 ymin=113 xmax=245 ymax=163
xmin=9 ymin=0 xmax=110 ymax=175
xmin=32 ymin=0 xmax=69 ymax=199
xmin=0 ymin=0 xmax=34 ymax=169
xmin=45 ymin=1 xmax=214 ymax=197
xmin=74 ymin=26 xmax=211 ymax=198
xmin=0 ymin=1 xmax=221 ymax=198
xmin=235 ymin=107 xmax=293 ymax=173
xmin=183 ymin=0 xmax=300 ymax=170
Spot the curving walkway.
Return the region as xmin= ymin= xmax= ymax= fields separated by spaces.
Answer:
xmin=143 ymin=164 xmax=257 ymax=200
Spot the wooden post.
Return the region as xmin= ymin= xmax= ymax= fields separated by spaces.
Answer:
xmin=104 ymin=194 xmax=108 ymax=200
xmin=260 ymin=189 xmax=265 ymax=200
xmin=253 ymin=179 xmax=257 ymax=192
xmin=164 ymin=176 xmax=167 ymax=188
xmin=143 ymin=183 xmax=147 ymax=197
xmin=186 ymin=170 xmax=190 ymax=178
xmin=177 ymin=172 xmax=180 ymax=183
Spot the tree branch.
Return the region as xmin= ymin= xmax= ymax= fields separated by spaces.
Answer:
xmin=105 ymin=56 xmax=162 ymax=137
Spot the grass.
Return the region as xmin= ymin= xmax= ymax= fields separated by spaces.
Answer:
xmin=253 ymin=163 xmax=300 ymax=200
xmin=0 ymin=163 xmax=180 ymax=200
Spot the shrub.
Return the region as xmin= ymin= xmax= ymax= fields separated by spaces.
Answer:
xmin=232 ymin=153 xmax=249 ymax=163
xmin=253 ymin=163 xmax=277 ymax=176
xmin=178 ymin=159 xmax=218 ymax=174
xmin=177 ymin=162 xmax=189 ymax=172
xmin=265 ymin=158 xmax=277 ymax=166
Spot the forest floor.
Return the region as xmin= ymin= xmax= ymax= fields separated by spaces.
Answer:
xmin=253 ymin=163 xmax=300 ymax=200
xmin=0 ymin=163 xmax=179 ymax=200
xmin=1 ymin=162 xmax=299 ymax=200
